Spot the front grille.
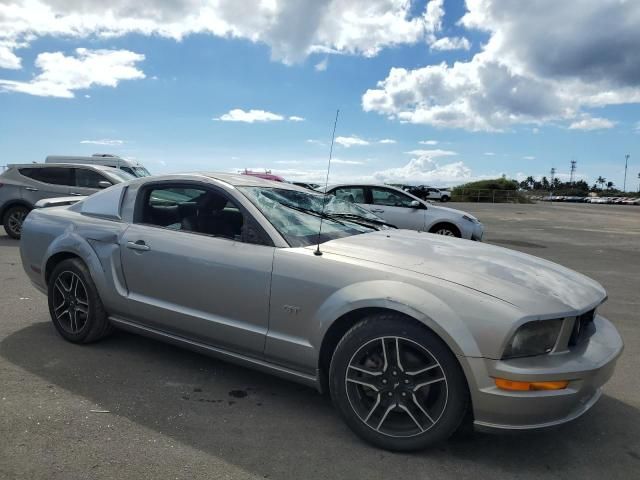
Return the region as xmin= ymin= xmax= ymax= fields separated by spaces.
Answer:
xmin=568 ymin=309 xmax=596 ymax=346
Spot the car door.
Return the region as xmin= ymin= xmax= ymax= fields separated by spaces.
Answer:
xmin=368 ymin=186 xmax=426 ymax=231
xmin=70 ymin=167 xmax=110 ymax=196
xmin=18 ymin=166 xmax=74 ymax=205
xmin=331 ymin=186 xmax=368 ymax=208
xmin=119 ymin=183 xmax=274 ymax=357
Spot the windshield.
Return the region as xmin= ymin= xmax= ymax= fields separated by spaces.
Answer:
xmin=107 ymin=169 xmax=136 ymax=182
xmin=133 ymin=166 xmax=151 ymax=177
xmin=120 ymin=166 xmax=151 ymax=177
xmin=239 ymin=186 xmax=385 ymax=247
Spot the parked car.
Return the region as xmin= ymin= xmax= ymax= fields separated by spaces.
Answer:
xmin=19 ymin=172 xmax=622 ymax=451
xmin=241 ymin=169 xmax=286 ymax=182
xmin=46 ymin=154 xmax=151 ymax=178
xmin=321 ymin=183 xmax=484 ymax=240
xmin=402 ymin=185 xmax=451 ymax=202
xmin=292 ymin=181 xmax=321 ymax=190
xmin=0 ymin=163 xmax=133 ymax=238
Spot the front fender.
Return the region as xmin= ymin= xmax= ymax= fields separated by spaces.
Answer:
xmin=312 ymin=280 xmax=482 ymax=358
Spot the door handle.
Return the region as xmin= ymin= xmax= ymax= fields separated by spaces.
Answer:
xmin=25 ymin=187 xmax=38 ymax=192
xmin=69 ymin=192 xmax=83 ymax=196
xmin=126 ymin=240 xmax=150 ymax=251
xmin=371 ymin=208 xmax=385 ymax=213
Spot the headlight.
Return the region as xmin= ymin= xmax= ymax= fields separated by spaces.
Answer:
xmin=462 ymin=214 xmax=478 ymax=223
xmin=502 ymin=319 xmax=563 ymax=359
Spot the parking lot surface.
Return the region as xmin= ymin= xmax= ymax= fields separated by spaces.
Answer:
xmin=1 ymin=202 xmax=639 ymax=480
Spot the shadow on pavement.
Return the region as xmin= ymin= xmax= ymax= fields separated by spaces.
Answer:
xmin=2 ymin=322 xmax=639 ymax=479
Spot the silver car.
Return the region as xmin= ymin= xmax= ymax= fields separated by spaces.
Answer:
xmin=19 ymin=173 xmax=622 ymax=451
xmin=0 ymin=163 xmax=133 ymax=238
xmin=323 ymin=183 xmax=484 ymax=240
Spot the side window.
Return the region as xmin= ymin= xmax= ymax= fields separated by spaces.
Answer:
xmin=332 ymin=186 xmax=366 ymax=203
xmin=371 ymin=187 xmax=415 ymax=208
xmin=120 ymin=166 xmax=135 ymax=175
xmin=75 ymin=168 xmax=111 ymax=188
xmin=21 ymin=167 xmax=72 ymax=186
xmin=137 ymin=185 xmax=248 ymax=242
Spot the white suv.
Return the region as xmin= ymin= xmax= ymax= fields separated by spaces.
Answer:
xmin=322 ymin=184 xmax=484 ymax=240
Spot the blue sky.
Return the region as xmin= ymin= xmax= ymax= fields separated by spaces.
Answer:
xmin=1 ymin=0 xmax=639 ymax=189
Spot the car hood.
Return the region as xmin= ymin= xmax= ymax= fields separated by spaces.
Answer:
xmin=318 ymin=229 xmax=605 ymax=315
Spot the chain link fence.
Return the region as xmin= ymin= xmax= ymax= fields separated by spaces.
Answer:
xmin=451 ymin=188 xmax=531 ymax=203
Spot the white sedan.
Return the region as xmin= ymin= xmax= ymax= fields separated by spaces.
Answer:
xmin=322 ymin=183 xmax=484 ymax=240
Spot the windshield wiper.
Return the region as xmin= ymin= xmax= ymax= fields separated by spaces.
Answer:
xmin=327 ymin=213 xmax=395 ymax=229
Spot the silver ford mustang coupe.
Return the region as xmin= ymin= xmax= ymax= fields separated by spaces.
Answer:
xmin=19 ymin=173 xmax=623 ymax=451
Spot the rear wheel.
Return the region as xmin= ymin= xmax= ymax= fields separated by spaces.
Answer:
xmin=429 ymin=222 xmax=461 ymax=238
xmin=329 ymin=314 xmax=469 ymax=451
xmin=3 ymin=205 xmax=30 ymax=239
xmin=440 ymin=195 xmax=450 ymax=202
xmin=47 ymin=258 xmax=113 ymax=343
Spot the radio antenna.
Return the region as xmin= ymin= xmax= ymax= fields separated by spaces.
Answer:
xmin=314 ymin=109 xmax=340 ymax=256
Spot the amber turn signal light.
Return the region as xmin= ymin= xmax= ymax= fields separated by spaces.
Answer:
xmin=494 ymin=378 xmax=569 ymax=391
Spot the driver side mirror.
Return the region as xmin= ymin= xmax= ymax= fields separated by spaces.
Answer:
xmin=409 ymin=200 xmax=421 ymax=208
xmin=98 ymin=180 xmax=112 ymax=189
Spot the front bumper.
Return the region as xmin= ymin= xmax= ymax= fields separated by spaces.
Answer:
xmin=465 ymin=314 xmax=623 ymax=431
xmin=471 ymin=222 xmax=484 ymax=241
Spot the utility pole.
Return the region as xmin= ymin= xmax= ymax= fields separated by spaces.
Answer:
xmin=623 ymin=154 xmax=630 ymax=192
xmin=570 ymin=159 xmax=577 ymax=184
xmin=550 ymin=167 xmax=556 ymax=203
xmin=637 ymin=172 xmax=640 ymax=193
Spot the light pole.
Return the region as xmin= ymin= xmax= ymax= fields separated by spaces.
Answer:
xmin=623 ymin=154 xmax=630 ymax=192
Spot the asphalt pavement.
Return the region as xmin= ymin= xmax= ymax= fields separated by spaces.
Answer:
xmin=0 ymin=202 xmax=638 ymax=480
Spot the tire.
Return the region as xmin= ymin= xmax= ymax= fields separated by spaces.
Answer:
xmin=429 ymin=222 xmax=461 ymax=238
xmin=329 ymin=314 xmax=469 ymax=451
xmin=440 ymin=196 xmax=450 ymax=202
xmin=2 ymin=205 xmax=30 ymax=239
xmin=47 ymin=258 xmax=113 ymax=343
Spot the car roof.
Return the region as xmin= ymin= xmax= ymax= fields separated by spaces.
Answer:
xmin=186 ymin=172 xmax=316 ymax=193
xmin=8 ymin=162 xmax=120 ymax=171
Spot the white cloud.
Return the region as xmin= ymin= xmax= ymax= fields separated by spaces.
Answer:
xmin=335 ymin=135 xmax=370 ymax=147
xmin=306 ymin=139 xmax=325 ymax=146
xmin=430 ymin=36 xmax=470 ymax=51
xmin=214 ymin=109 xmax=304 ymax=123
xmin=215 ymin=109 xmax=283 ymax=123
xmin=80 ymin=139 xmax=124 ymax=146
xmin=0 ymin=0 xmax=449 ymax=67
xmin=568 ymin=116 xmax=616 ymax=130
xmin=363 ymin=0 xmax=640 ymax=131
xmin=314 ymin=58 xmax=328 ymax=72
xmin=419 ymin=140 xmax=438 ymax=145
xmin=404 ymin=149 xmax=456 ymax=158
xmin=332 ymin=158 xmax=365 ymax=165
xmin=378 ymin=138 xmax=396 ymax=144
xmin=0 ymin=41 xmax=22 ymax=69
xmin=371 ymin=156 xmax=472 ymax=185
xmin=523 ymin=156 xmax=536 ymax=160
xmin=0 ymin=48 xmax=144 ymax=98
xmin=484 ymin=152 xmax=495 ymax=156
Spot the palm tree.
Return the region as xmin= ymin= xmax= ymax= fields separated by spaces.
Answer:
xmin=597 ymin=176 xmax=606 ymax=190
xmin=541 ymin=176 xmax=550 ymax=189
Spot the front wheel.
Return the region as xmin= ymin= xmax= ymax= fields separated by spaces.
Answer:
xmin=48 ymin=258 xmax=113 ymax=343
xmin=3 ymin=205 xmax=30 ymax=239
xmin=429 ymin=222 xmax=461 ymax=238
xmin=440 ymin=196 xmax=450 ymax=202
xmin=329 ymin=314 xmax=469 ymax=451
